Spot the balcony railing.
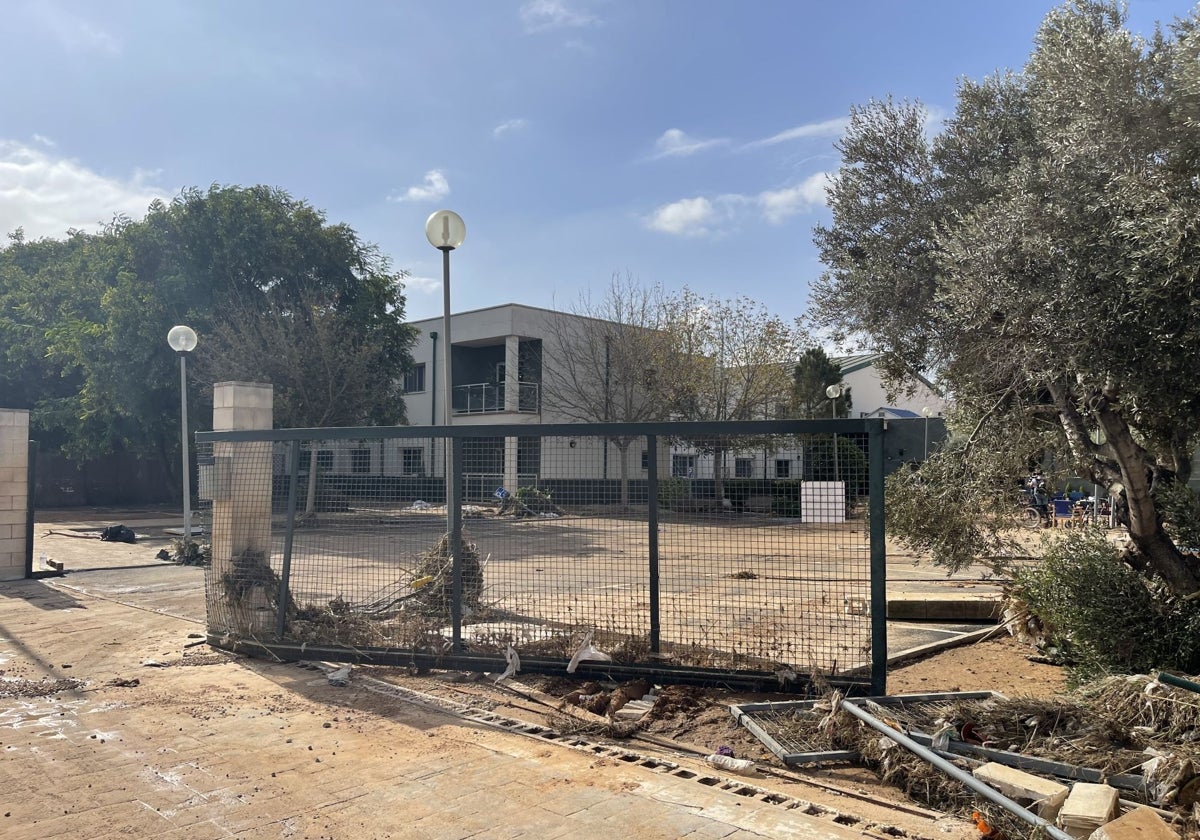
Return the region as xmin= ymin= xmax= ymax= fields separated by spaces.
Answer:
xmin=452 ymin=381 xmax=539 ymax=415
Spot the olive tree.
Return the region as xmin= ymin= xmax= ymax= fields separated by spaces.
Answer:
xmin=812 ymin=1 xmax=1200 ymax=594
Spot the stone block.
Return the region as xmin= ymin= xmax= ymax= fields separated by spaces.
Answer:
xmin=1089 ymin=806 xmax=1179 ymax=840
xmin=1060 ymin=783 xmax=1120 ymax=839
xmin=973 ymin=762 xmax=1068 ymax=819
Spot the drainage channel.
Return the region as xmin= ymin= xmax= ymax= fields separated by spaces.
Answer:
xmin=296 ymin=662 xmax=923 ymax=838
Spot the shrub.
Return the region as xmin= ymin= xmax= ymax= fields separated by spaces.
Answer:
xmin=657 ymin=477 xmax=689 ymax=509
xmin=1011 ymin=530 xmax=1200 ymax=682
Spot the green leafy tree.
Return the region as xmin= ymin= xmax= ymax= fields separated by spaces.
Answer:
xmin=791 ymin=346 xmax=853 ymax=484
xmin=0 ymin=186 xmax=417 ymax=500
xmin=812 ymin=1 xmax=1200 ymax=594
xmin=791 ymin=347 xmax=850 ymax=419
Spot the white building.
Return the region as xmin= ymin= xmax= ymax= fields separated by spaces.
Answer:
xmin=393 ymin=304 xmax=948 ymax=492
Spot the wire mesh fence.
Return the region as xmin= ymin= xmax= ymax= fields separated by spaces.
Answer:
xmin=196 ymin=420 xmax=884 ymax=692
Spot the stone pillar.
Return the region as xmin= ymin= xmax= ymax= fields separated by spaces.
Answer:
xmin=208 ymin=382 xmax=275 ymax=637
xmin=0 ymin=410 xmax=30 ymax=581
xmin=503 ymin=335 xmax=521 ymax=494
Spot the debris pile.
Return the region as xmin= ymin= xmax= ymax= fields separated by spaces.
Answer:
xmin=360 ymin=533 xmax=486 ymax=622
xmin=736 ymin=676 xmax=1200 ymax=838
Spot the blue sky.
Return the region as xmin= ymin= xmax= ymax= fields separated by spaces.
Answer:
xmin=1 ymin=0 xmax=1194 ymax=327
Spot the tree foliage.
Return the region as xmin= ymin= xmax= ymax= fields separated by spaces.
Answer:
xmin=541 ymin=274 xmax=672 ymax=505
xmin=813 ymin=0 xmax=1200 ymax=593
xmin=0 ymin=185 xmax=416 ymax=481
xmin=792 ymin=347 xmax=850 ymax=419
xmin=657 ymin=290 xmax=807 ymax=498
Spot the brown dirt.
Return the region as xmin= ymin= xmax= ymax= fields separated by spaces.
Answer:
xmin=889 ymin=634 xmax=1068 ymax=698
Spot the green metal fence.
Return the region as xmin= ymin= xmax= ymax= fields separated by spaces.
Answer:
xmin=196 ymin=419 xmax=886 ymax=693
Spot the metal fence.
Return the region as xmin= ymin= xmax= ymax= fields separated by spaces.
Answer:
xmin=196 ymin=419 xmax=886 ymax=693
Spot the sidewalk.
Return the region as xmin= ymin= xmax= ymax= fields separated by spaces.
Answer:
xmin=3 ymin=524 xmax=882 ymax=840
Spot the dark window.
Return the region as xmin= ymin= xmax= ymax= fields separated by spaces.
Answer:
xmin=775 ymin=459 xmax=791 ymax=479
xmin=463 ymin=437 xmax=504 ymax=474
xmin=641 ymin=450 xmax=649 ymax=470
xmin=402 ymin=448 xmax=424 ymax=476
xmin=402 ymin=363 xmax=426 ymax=393
xmin=517 ymin=437 xmax=540 ymax=475
xmin=735 ymin=458 xmax=753 ymax=479
xmin=351 ymin=448 xmax=371 ymax=474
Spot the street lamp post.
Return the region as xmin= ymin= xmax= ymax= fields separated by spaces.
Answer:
xmin=922 ymin=405 xmax=934 ymax=459
xmin=425 ymin=211 xmax=466 ymax=650
xmin=167 ymin=325 xmax=198 ymax=547
xmin=826 ymin=383 xmax=844 ymax=483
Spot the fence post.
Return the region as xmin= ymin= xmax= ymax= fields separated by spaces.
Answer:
xmin=24 ymin=439 xmax=36 ymax=578
xmin=449 ymin=436 xmax=464 ymax=652
xmin=646 ymin=434 xmax=661 ymax=654
xmin=276 ymin=440 xmax=301 ymax=639
xmin=868 ymin=418 xmax=888 ymax=694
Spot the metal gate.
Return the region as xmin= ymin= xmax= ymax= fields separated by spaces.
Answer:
xmin=196 ymin=419 xmax=886 ymax=693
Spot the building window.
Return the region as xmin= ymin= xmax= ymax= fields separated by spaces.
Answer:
xmin=641 ymin=450 xmax=649 ymax=471
xmin=300 ymin=450 xmax=335 ymax=473
xmin=775 ymin=459 xmax=791 ymax=479
xmin=402 ymin=448 xmax=424 ymax=476
xmin=351 ymin=448 xmax=371 ymax=474
xmin=672 ymin=454 xmax=696 ymax=479
xmin=402 ymin=363 xmax=426 ymax=393
xmin=735 ymin=458 xmax=753 ymax=479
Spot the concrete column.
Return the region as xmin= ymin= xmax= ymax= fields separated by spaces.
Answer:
xmin=0 ymin=410 xmax=30 ymax=581
xmin=208 ymin=382 xmax=274 ymax=636
xmin=504 ymin=335 xmax=520 ymax=413
xmin=503 ymin=436 xmax=519 ymax=495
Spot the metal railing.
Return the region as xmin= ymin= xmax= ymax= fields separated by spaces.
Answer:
xmin=452 ymin=381 xmax=539 ymax=414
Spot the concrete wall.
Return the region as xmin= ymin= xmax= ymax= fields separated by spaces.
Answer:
xmin=0 ymin=410 xmax=30 ymax=581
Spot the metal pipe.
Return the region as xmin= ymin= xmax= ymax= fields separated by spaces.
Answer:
xmin=837 ymin=698 xmax=1075 ymax=840
xmin=646 ymin=434 xmax=660 ymax=654
xmin=868 ymin=419 xmax=887 ymax=694
xmin=277 ymin=440 xmax=301 ymax=639
xmin=1158 ymin=671 xmax=1200 ymax=694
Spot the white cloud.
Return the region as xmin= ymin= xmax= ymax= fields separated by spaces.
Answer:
xmin=645 ymin=176 xmax=830 ymax=237
xmin=520 ymin=0 xmax=596 ymax=33
xmin=645 ymin=197 xmax=716 ymax=237
xmin=31 ymin=4 xmax=121 ymax=55
xmin=403 ymin=275 xmax=442 ymax=294
xmin=390 ymin=169 xmax=450 ymax=203
xmin=742 ymin=117 xmax=848 ymax=150
xmin=493 ymin=118 xmax=528 ymax=138
xmin=651 ymin=129 xmax=727 ymax=160
xmin=758 ymin=172 xmax=830 ymax=223
xmin=31 ymin=134 xmax=56 ymax=148
xmin=0 ymin=140 xmax=170 ymax=241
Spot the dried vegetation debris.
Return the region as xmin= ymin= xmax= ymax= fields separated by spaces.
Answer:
xmin=775 ymin=676 xmax=1200 ymax=833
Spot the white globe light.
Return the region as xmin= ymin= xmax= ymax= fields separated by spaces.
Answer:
xmin=425 ymin=210 xmax=466 ymax=250
xmin=922 ymin=405 xmax=934 ymax=418
xmin=167 ymin=325 xmax=198 ymax=353
xmin=825 ymin=384 xmax=843 ymax=399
